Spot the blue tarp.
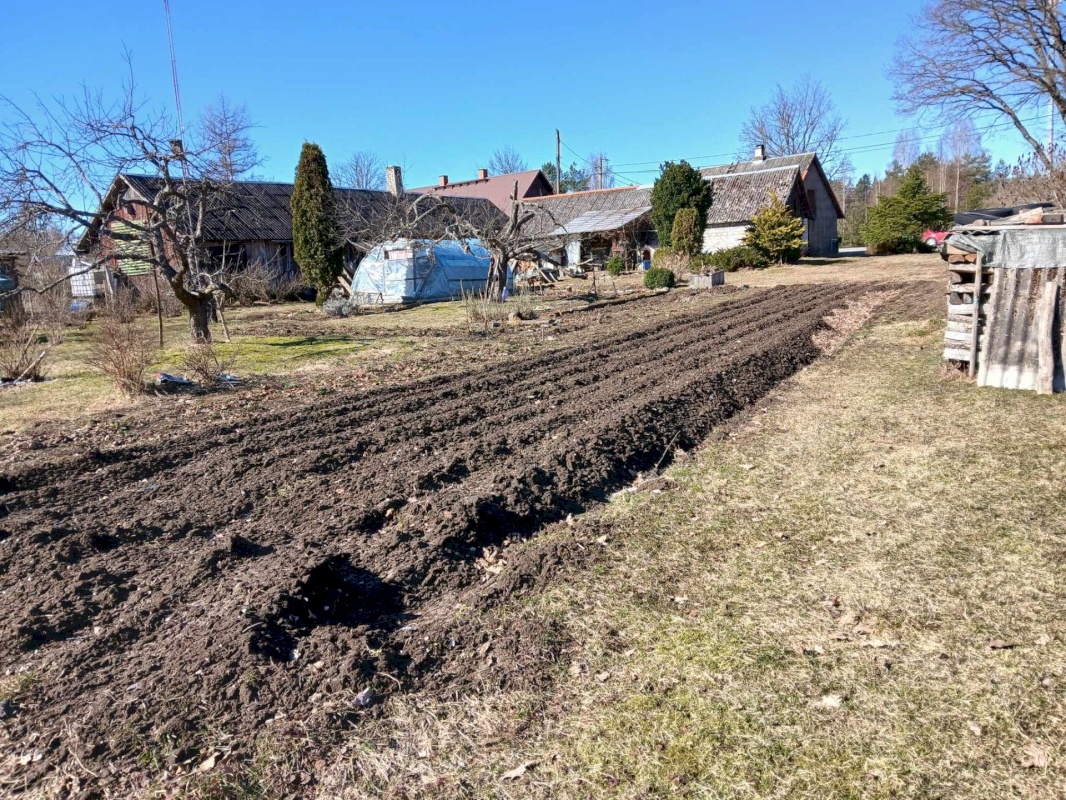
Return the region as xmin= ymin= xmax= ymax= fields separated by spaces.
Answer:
xmin=349 ymin=239 xmax=508 ymax=304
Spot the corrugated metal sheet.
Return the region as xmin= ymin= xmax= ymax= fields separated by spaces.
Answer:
xmin=978 ymin=267 xmax=1065 ymax=391
xmin=549 ymin=206 xmax=651 ymax=236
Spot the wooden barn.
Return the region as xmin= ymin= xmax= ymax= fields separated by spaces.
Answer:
xmin=700 ymin=148 xmax=843 ymax=257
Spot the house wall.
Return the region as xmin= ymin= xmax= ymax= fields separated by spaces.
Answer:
xmin=702 ymin=225 xmax=748 ymax=253
xmin=802 ymin=172 xmax=840 ymax=257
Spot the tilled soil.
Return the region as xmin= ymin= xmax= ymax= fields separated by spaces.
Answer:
xmin=0 ymin=283 xmax=869 ymax=795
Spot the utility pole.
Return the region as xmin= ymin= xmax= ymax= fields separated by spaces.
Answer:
xmin=555 ymin=129 xmax=562 ymax=194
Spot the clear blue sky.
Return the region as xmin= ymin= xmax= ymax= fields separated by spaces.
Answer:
xmin=0 ymin=0 xmax=1033 ymax=188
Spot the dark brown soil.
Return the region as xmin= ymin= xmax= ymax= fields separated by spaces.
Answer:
xmin=0 ymin=283 xmax=866 ymax=795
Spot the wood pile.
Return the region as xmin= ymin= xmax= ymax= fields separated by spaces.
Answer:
xmin=943 ymin=243 xmax=991 ymax=376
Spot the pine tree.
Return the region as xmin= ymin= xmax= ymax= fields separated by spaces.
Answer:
xmin=862 ymin=164 xmax=953 ymax=253
xmin=670 ymin=208 xmax=703 ymax=257
xmin=651 ymin=161 xmax=712 ymax=248
xmin=291 ymin=142 xmax=344 ymax=303
xmin=743 ymin=192 xmax=806 ymax=263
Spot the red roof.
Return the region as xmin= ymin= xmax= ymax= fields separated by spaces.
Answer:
xmin=410 ymin=169 xmax=554 ymax=211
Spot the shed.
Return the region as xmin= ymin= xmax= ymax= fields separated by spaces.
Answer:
xmin=349 ymin=238 xmax=505 ymax=305
xmin=944 ymin=220 xmax=1066 ymax=393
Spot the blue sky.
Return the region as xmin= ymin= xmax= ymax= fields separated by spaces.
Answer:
xmin=0 ymin=0 xmax=1034 ymax=188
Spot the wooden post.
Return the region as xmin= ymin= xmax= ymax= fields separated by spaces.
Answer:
xmin=968 ymin=254 xmax=983 ymax=378
xmin=152 ymin=266 xmax=164 ymax=348
xmin=1035 ymin=280 xmax=1059 ymax=395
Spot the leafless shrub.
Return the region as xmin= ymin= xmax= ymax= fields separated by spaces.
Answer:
xmin=178 ymin=340 xmax=240 ymax=385
xmin=125 ymin=274 xmax=185 ymax=317
xmin=462 ymin=286 xmax=538 ymax=331
xmin=88 ymin=315 xmax=158 ymax=397
xmin=19 ymin=257 xmax=76 ymax=335
xmin=0 ymin=311 xmax=53 ymax=381
xmin=223 ymin=261 xmax=307 ymax=304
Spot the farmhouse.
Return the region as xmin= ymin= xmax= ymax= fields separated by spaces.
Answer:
xmin=74 ymin=171 xmax=500 ymax=280
xmin=410 ymin=168 xmax=555 ymax=212
xmin=700 ymin=148 xmax=843 ymax=257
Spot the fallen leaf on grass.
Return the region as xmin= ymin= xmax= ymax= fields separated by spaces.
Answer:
xmin=966 ymin=721 xmax=982 ymax=737
xmin=198 ymin=753 xmax=218 ymax=772
xmin=596 ymin=535 xmax=609 ymax=546
xmin=1035 ymin=634 xmax=1051 ymax=646
xmin=1020 ymin=743 xmax=1049 ymax=769
xmin=595 ymin=671 xmax=611 ymax=683
xmin=814 ymin=694 xmax=843 ymax=709
xmin=989 ymin=639 xmax=1016 ymax=651
xmin=501 ymin=761 xmax=538 ymax=780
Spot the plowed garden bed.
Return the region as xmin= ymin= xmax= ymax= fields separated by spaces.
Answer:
xmin=0 ymin=283 xmax=883 ymax=795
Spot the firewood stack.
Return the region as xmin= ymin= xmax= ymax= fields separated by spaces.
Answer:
xmin=943 ymin=242 xmax=991 ymax=375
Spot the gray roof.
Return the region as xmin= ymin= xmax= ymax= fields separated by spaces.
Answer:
xmin=78 ymin=174 xmax=500 ymax=252
xmin=520 ymin=186 xmax=654 ymax=239
xmin=701 ymin=152 xmax=843 ymax=219
xmin=700 ymin=152 xmax=817 ymax=178
xmin=704 ymin=166 xmax=811 ymax=225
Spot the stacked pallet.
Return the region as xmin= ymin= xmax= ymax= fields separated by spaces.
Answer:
xmin=943 ymin=244 xmax=992 ymax=376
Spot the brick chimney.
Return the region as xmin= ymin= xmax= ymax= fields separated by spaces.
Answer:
xmin=439 ymin=175 xmax=448 ymax=186
xmin=386 ymin=165 xmax=403 ymax=197
xmin=478 ymin=168 xmax=488 ymax=180
xmin=753 ymin=144 xmax=766 ymax=163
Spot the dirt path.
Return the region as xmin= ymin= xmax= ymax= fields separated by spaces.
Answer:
xmin=0 ymin=283 xmax=871 ymax=794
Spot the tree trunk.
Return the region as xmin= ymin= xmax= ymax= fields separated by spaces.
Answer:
xmin=188 ymin=297 xmax=213 ymax=342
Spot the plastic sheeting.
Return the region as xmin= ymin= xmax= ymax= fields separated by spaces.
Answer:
xmin=349 ymin=239 xmax=507 ymax=304
xmin=950 ymin=228 xmax=1066 ymax=269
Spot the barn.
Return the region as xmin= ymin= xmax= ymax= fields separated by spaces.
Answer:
xmin=700 ymin=148 xmax=844 ymax=257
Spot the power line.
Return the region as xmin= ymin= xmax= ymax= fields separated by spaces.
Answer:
xmin=607 ymin=113 xmax=1046 ymax=172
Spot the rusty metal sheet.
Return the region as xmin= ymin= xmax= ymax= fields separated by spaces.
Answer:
xmin=978 ymin=267 xmax=1066 ymax=391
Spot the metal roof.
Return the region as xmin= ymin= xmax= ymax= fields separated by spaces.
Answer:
xmin=550 ymin=206 xmax=651 ymax=236
xmin=519 ymin=186 xmax=654 ymax=239
xmin=410 ymin=169 xmax=554 ymax=212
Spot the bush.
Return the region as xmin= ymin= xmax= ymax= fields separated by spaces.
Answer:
xmin=223 ymin=261 xmax=308 ymax=304
xmin=743 ymin=193 xmax=806 ymax=264
xmin=88 ymin=315 xmax=158 ymax=397
xmin=652 ymin=246 xmax=675 ymax=267
xmin=605 ymin=256 xmax=625 ymax=277
xmin=643 ymin=267 xmax=676 ymax=289
xmin=0 ymin=311 xmax=53 ymax=381
xmin=179 ymin=340 xmax=240 ymax=385
xmin=671 ymin=208 xmax=703 ymax=257
xmin=700 ymin=246 xmax=771 ymax=272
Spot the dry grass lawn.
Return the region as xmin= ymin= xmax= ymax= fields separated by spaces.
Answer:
xmin=319 ymin=300 xmax=1066 ymax=799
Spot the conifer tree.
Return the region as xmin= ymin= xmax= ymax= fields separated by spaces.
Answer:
xmin=743 ymin=192 xmax=806 ymax=263
xmin=862 ymin=164 xmax=953 ymax=253
xmin=651 ymin=161 xmax=712 ymax=248
xmin=291 ymin=142 xmax=343 ymax=302
xmin=670 ymin=208 xmax=703 ymax=258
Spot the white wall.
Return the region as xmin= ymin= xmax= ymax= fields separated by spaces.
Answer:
xmin=702 ymin=225 xmax=748 ymax=253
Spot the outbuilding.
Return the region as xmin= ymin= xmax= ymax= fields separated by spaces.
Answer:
xmin=348 ymin=238 xmax=506 ymax=304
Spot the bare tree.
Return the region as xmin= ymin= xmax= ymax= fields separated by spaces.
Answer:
xmin=940 ymin=119 xmax=984 ymax=210
xmin=198 ymin=94 xmax=259 ymax=181
xmin=336 ymin=151 xmax=385 ymax=190
xmin=892 ymin=0 xmax=1066 ymax=175
xmin=0 ymin=75 xmax=261 ymax=341
xmin=892 ymin=128 xmax=922 ymax=170
xmin=739 ymin=76 xmax=852 ymax=179
xmin=487 ymin=146 xmax=528 ymax=176
xmin=584 ymin=152 xmax=615 ymax=190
